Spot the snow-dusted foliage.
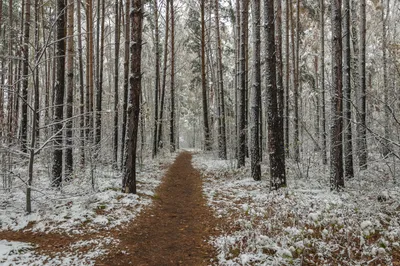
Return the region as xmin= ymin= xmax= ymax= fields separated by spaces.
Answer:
xmin=194 ymin=153 xmax=400 ymax=265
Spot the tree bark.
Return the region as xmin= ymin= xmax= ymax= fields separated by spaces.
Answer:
xmin=21 ymin=0 xmax=30 ymax=153
xmin=201 ymin=0 xmax=211 ymax=151
xmin=152 ymin=0 xmax=160 ymax=158
xmin=53 ymin=0 xmax=66 ymax=187
xmin=114 ymin=0 xmax=121 ymax=165
xmin=250 ymin=0 xmax=261 ymax=181
xmin=122 ymin=0 xmax=143 ymax=194
xmin=265 ymin=0 xmax=286 ymax=190
xmin=169 ymin=0 xmax=175 ymax=152
xmin=343 ymin=0 xmax=354 ymax=178
xmin=330 ymin=0 xmax=344 ymax=190
xmin=320 ymin=0 xmax=327 ymax=164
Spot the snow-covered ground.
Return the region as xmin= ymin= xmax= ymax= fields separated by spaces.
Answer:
xmin=193 ymin=153 xmax=400 ymax=265
xmin=0 ymin=155 xmax=174 ymax=265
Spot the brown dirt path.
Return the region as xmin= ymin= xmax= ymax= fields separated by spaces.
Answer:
xmin=96 ymin=151 xmax=219 ymax=266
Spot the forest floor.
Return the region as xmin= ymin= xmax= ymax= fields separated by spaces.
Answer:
xmin=0 ymin=151 xmax=221 ymax=265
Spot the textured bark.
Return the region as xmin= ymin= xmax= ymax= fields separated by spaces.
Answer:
xmin=284 ymin=0 xmax=290 ymax=157
xmin=120 ymin=0 xmax=130 ymax=168
xmin=343 ymin=0 xmax=354 ymax=179
xmin=77 ymin=0 xmax=85 ymax=166
xmin=65 ymin=0 xmax=75 ymax=177
xmin=264 ymin=0 xmax=286 ymax=190
xmin=330 ymin=0 xmax=344 ymax=190
xmin=237 ymin=0 xmax=248 ymax=168
xmin=214 ymin=0 xmax=227 ymax=159
xmin=293 ymin=0 xmax=300 ymax=162
xmin=52 ymin=0 xmax=66 ymax=187
xmin=170 ymin=0 xmax=175 ymax=152
xmin=250 ymin=0 xmax=261 ymax=181
xmin=122 ymin=0 xmax=143 ymax=194
xmin=358 ymin=0 xmax=367 ymax=169
xmin=152 ymin=0 xmax=160 ymax=158
xmin=276 ymin=0 xmax=284 ymax=122
xmin=114 ymin=0 xmax=121 ymax=165
xmin=157 ymin=0 xmax=170 ymax=150
xmin=86 ymin=0 xmax=94 ymax=145
xmin=320 ymin=0 xmax=327 ymax=165
xmin=21 ymin=0 xmax=30 ymax=153
xmin=95 ymin=0 xmax=105 ymax=147
xmin=201 ymin=0 xmax=211 ymax=151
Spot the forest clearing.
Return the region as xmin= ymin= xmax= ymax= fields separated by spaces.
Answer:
xmin=1 ymin=0 xmax=400 ymax=264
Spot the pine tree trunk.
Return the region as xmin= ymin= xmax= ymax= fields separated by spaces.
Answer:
xmin=65 ymin=0 xmax=74 ymax=177
xmin=152 ymin=0 xmax=160 ymax=158
xmin=201 ymin=0 xmax=211 ymax=151
xmin=157 ymin=0 xmax=170 ymax=150
xmin=169 ymin=0 xmax=175 ymax=152
xmin=330 ymin=0 xmax=344 ymax=190
xmin=381 ymin=0 xmax=390 ymax=157
xmin=53 ymin=0 xmax=66 ymax=187
xmin=77 ymin=0 xmax=85 ymax=167
xmin=237 ymin=0 xmax=248 ymax=168
xmin=264 ymin=0 xmax=286 ymax=190
xmin=113 ymin=0 xmax=121 ymax=166
xmin=214 ymin=0 xmax=227 ymax=159
xmin=343 ymin=0 xmax=354 ymax=178
xmin=358 ymin=0 xmax=367 ymax=169
xmin=21 ymin=0 xmax=30 ymax=153
xmin=86 ymin=0 xmax=94 ymax=146
xmin=293 ymin=0 xmax=300 ymax=162
xmin=120 ymin=0 xmax=130 ymax=168
xmin=320 ymin=0 xmax=327 ymax=164
xmin=285 ymin=0 xmax=290 ymax=157
xmin=250 ymin=0 xmax=261 ymax=181
xmin=122 ymin=0 xmax=143 ymax=194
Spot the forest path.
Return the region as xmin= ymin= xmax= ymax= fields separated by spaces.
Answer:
xmin=97 ymin=151 xmax=219 ymax=265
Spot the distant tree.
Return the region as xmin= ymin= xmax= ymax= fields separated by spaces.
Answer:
xmin=152 ymin=0 xmax=160 ymax=158
xmin=122 ymin=0 xmax=143 ymax=194
xmin=114 ymin=0 xmax=121 ymax=165
xmin=320 ymin=0 xmax=327 ymax=165
xmin=170 ymin=0 xmax=176 ymax=152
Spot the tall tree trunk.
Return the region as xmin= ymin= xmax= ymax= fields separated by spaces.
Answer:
xmin=95 ymin=0 xmax=105 ymax=147
xmin=53 ymin=0 xmax=66 ymax=187
xmin=77 ymin=0 xmax=85 ymax=166
xmin=114 ymin=0 xmax=121 ymax=166
xmin=122 ymin=0 xmax=143 ymax=194
xmin=121 ymin=0 xmax=130 ymax=168
xmin=320 ymin=0 xmax=327 ymax=164
xmin=381 ymin=0 xmax=390 ymax=157
xmin=330 ymin=0 xmax=344 ymax=190
xmin=152 ymin=0 xmax=160 ymax=158
xmin=343 ymin=0 xmax=354 ymax=178
xmin=34 ymin=0 xmax=39 ymax=142
xmin=264 ymin=0 xmax=286 ymax=190
xmin=285 ymin=0 xmax=290 ymax=157
xmin=358 ymin=0 xmax=367 ymax=169
xmin=201 ymin=0 xmax=211 ymax=151
xmin=86 ymin=0 xmax=94 ymax=146
xmin=276 ymin=0 xmax=284 ymax=127
xmin=234 ymin=0 xmax=240 ymax=159
xmin=293 ymin=0 xmax=300 ymax=162
xmin=21 ymin=0 xmax=30 ymax=153
xmin=65 ymin=0 xmax=75 ymax=177
xmin=169 ymin=0 xmax=175 ymax=152
xmin=237 ymin=0 xmax=248 ymax=167
xmin=157 ymin=0 xmax=170 ymax=150
xmin=250 ymin=0 xmax=261 ymax=181
xmin=214 ymin=0 xmax=227 ymax=159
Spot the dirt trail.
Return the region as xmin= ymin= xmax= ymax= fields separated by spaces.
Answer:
xmin=97 ymin=151 xmax=219 ymax=265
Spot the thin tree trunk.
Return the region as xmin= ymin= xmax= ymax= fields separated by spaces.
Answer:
xmin=95 ymin=0 xmax=105 ymax=147
xmin=265 ymin=0 xmax=286 ymax=190
xmin=152 ymin=0 xmax=160 ymax=158
xmin=121 ymin=0 xmax=130 ymax=168
xmin=237 ymin=0 xmax=248 ymax=167
xmin=330 ymin=0 xmax=344 ymax=190
xmin=157 ymin=0 xmax=170 ymax=150
xmin=21 ymin=0 xmax=30 ymax=153
xmin=86 ymin=0 xmax=94 ymax=146
xmin=250 ymin=0 xmax=261 ymax=181
xmin=320 ymin=0 xmax=327 ymax=164
xmin=113 ymin=0 xmax=121 ymax=166
xmin=77 ymin=0 xmax=85 ymax=167
xmin=201 ymin=0 xmax=211 ymax=151
xmin=293 ymin=0 xmax=300 ymax=162
xmin=358 ymin=0 xmax=367 ymax=169
xmin=169 ymin=0 xmax=175 ymax=152
xmin=65 ymin=0 xmax=75 ymax=177
xmin=53 ymin=0 xmax=66 ymax=187
xmin=285 ymin=0 xmax=290 ymax=157
xmin=214 ymin=0 xmax=227 ymax=159
xmin=381 ymin=0 xmax=390 ymax=157
xmin=122 ymin=0 xmax=143 ymax=194
xmin=343 ymin=0 xmax=354 ymax=178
